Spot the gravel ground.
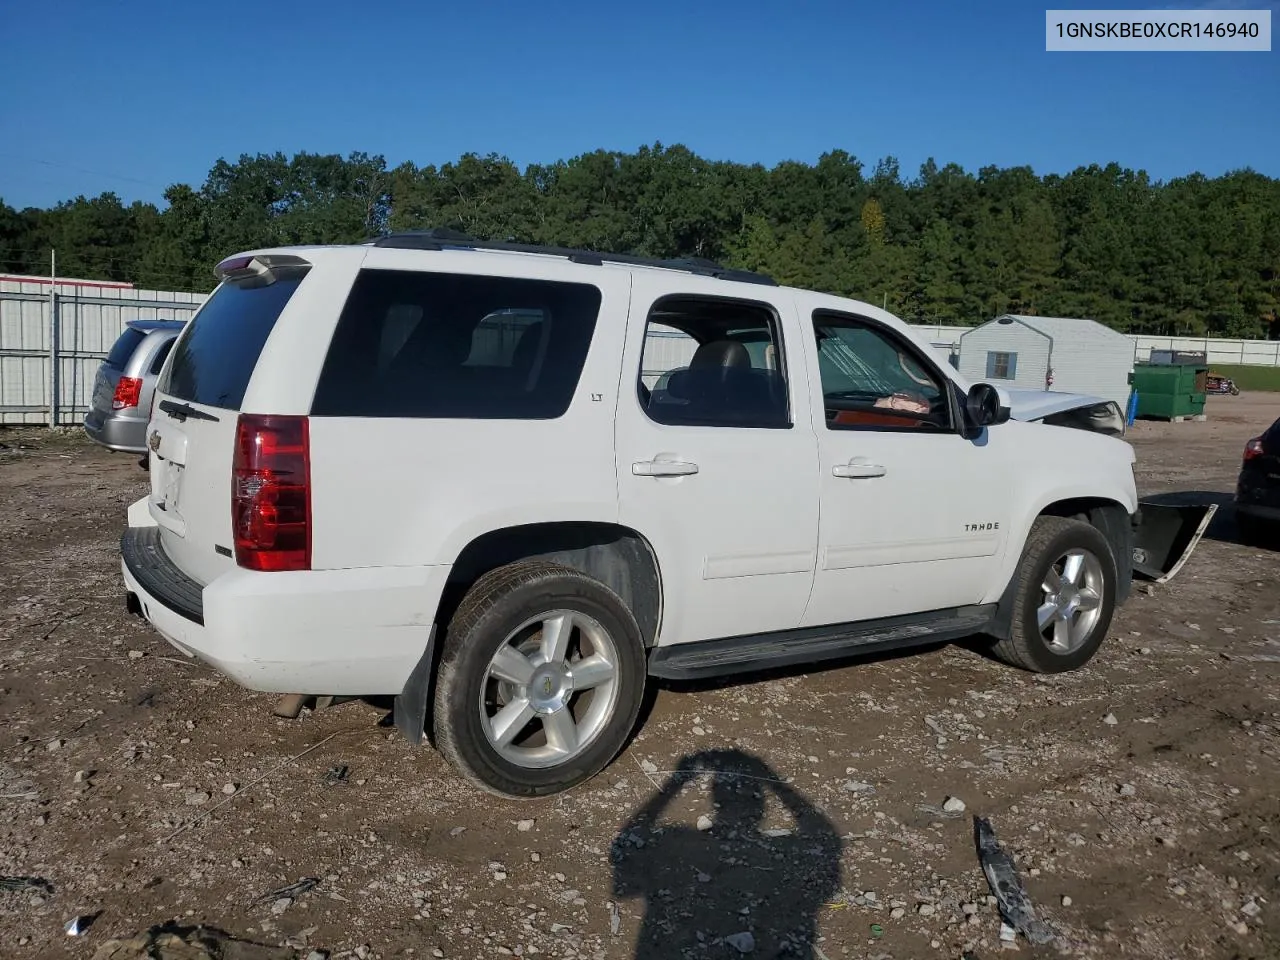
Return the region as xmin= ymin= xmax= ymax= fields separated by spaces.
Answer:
xmin=1 ymin=393 xmax=1279 ymax=960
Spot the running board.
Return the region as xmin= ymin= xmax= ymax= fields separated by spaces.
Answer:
xmin=1133 ymin=500 xmax=1218 ymax=584
xmin=647 ymin=605 xmax=997 ymax=681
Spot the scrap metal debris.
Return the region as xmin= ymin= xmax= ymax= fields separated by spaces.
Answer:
xmin=917 ymin=803 xmax=966 ymax=819
xmin=89 ymin=925 xmax=296 ymax=960
xmin=253 ymin=878 xmax=319 ymax=905
xmin=66 ymin=913 xmax=100 ymax=936
xmin=974 ymin=816 xmax=1054 ymax=945
xmin=0 ymin=875 xmax=52 ymax=894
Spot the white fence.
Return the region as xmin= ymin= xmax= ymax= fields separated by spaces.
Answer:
xmin=911 ymin=323 xmax=1280 ymax=367
xmin=0 ymin=277 xmax=207 ymax=426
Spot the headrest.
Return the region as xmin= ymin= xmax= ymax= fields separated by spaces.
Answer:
xmin=690 ymin=340 xmax=750 ymax=370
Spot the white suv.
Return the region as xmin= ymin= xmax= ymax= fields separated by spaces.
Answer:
xmin=122 ymin=231 xmax=1145 ymax=797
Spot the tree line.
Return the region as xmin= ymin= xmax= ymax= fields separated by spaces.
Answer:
xmin=2 ymin=145 xmax=1277 ymax=337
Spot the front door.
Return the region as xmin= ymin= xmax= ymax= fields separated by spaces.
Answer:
xmin=614 ymin=276 xmax=821 ymax=647
xmin=799 ymin=303 xmax=1014 ymax=628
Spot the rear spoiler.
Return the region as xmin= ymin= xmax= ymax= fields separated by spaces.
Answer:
xmin=214 ymin=253 xmax=311 ymax=286
xmin=1132 ymin=500 xmax=1219 ymax=584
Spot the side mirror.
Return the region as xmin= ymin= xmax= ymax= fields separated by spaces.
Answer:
xmin=966 ymin=382 xmax=1011 ymax=428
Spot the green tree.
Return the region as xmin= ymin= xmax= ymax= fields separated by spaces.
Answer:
xmin=2 ymin=147 xmax=1277 ymax=345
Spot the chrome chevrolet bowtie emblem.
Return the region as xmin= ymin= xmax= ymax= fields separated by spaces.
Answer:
xmin=148 ymin=430 xmax=161 ymax=453
xmin=543 ymin=678 xmax=553 ymax=695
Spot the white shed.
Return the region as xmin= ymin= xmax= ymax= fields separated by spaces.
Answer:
xmin=957 ymin=314 xmax=1136 ymax=408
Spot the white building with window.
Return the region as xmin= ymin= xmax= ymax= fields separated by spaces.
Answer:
xmin=956 ymin=314 xmax=1136 ymax=408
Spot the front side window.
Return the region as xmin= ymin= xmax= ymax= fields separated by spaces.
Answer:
xmin=638 ymin=296 xmax=789 ymax=429
xmin=812 ymin=312 xmax=951 ymax=431
xmin=311 ymin=270 xmax=601 ymax=419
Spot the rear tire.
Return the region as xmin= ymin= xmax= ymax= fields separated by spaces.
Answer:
xmin=1239 ymin=516 xmax=1280 ymax=550
xmin=991 ymin=517 xmax=1117 ymax=674
xmin=433 ymin=560 xmax=647 ymax=798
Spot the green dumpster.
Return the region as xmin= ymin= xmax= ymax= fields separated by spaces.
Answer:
xmin=1132 ymin=362 xmax=1207 ymax=420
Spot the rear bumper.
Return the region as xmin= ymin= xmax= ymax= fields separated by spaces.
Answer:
xmin=121 ymin=524 xmax=447 ymax=695
xmin=84 ymin=411 xmax=147 ymax=453
xmin=1236 ymin=473 xmax=1280 ymax=521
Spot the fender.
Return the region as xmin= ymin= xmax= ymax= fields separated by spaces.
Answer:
xmin=983 ymin=481 xmax=1137 ymax=611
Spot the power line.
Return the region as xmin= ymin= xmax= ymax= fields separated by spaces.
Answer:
xmin=0 ymin=152 xmax=169 ymax=190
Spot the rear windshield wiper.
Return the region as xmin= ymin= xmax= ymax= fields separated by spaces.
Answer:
xmin=159 ymin=400 xmax=220 ymax=423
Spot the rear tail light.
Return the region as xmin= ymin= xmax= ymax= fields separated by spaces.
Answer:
xmin=232 ymin=414 xmax=311 ymax=572
xmin=112 ymin=377 xmax=143 ymax=410
xmin=1245 ymin=438 xmax=1265 ymax=462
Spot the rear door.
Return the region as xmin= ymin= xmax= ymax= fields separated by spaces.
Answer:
xmin=613 ymin=275 xmax=821 ymax=647
xmin=146 ymin=258 xmax=315 ymax=585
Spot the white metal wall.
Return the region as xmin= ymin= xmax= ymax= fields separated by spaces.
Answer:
xmin=640 ymin=326 xmax=698 ymax=388
xmin=0 ymin=280 xmax=207 ymax=425
xmin=1029 ymin=320 xmax=1136 ymax=408
xmin=912 ymin=323 xmax=1280 ymax=369
xmin=1126 ymin=335 xmax=1280 ymax=365
xmin=3 ymin=289 xmax=1279 ymax=429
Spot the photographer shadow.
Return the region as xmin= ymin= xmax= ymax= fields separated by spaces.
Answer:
xmin=611 ymin=749 xmax=842 ymax=959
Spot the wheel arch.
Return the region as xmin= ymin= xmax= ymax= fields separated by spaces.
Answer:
xmin=442 ymin=521 xmax=663 ymax=648
xmin=394 ymin=520 xmax=662 ymax=749
xmin=988 ymin=496 xmax=1133 ymax=641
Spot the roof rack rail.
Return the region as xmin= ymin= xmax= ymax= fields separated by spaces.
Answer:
xmin=367 ymin=230 xmax=778 ymax=286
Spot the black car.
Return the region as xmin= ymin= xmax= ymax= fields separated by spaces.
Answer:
xmin=1235 ymin=417 xmax=1280 ymax=547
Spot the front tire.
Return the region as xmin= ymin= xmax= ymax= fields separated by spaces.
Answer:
xmin=433 ymin=560 xmax=647 ymax=798
xmin=992 ymin=517 xmax=1117 ymax=673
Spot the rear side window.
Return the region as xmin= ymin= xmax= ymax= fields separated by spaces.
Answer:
xmin=311 ymin=270 xmax=601 ymax=419
xmin=638 ymin=296 xmax=789 ymax=429
xmin=105 ymin=328 xmax=146 ymax=369
xmin=149 ymin=337 xmax=175 ymax=375
xmin=161 ymin=277 xmax=304 ymax=410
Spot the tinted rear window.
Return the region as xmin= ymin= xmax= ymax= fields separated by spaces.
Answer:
xmin=311 ymin=270 xmax=601 ymax=419
xmin=149 ymin=337 xmax=176 ymax=375
xmin=105 ymin=328 xmax=146 ymax=369
xmin=1263 ymin=418 xmax=1280 ymax=454
xmin=161 ymin=277 xmax=304 ymax=410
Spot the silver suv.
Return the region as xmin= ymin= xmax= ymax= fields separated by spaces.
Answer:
xmin=84 ymin=319 xmax=185 ymax=453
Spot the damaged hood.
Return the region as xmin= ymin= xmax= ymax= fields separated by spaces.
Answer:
xmin=942 ymin=365 xmax=1112 ymax=421
xmin=1002 ymin=388 xmax=1113 ymax=421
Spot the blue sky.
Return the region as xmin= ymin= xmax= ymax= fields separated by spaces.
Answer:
xmin=1 ymin=0 xmax=1276 ymax=209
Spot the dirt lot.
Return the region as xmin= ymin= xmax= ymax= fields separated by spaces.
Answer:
xmin=2 ymin=394 xmax=1279 ymax=960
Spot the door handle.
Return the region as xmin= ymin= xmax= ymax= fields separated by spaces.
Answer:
xmin=633 ymin=459 xmax=699 ymax=477
xmin=832 ymin=461 xmax=887 ymax=479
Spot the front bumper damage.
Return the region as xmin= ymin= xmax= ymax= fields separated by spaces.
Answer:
xmin=1132 ymin=500 xmax=1218 ymax=584
xmin=1004 ymin=387 xmax=1217 ymax=586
